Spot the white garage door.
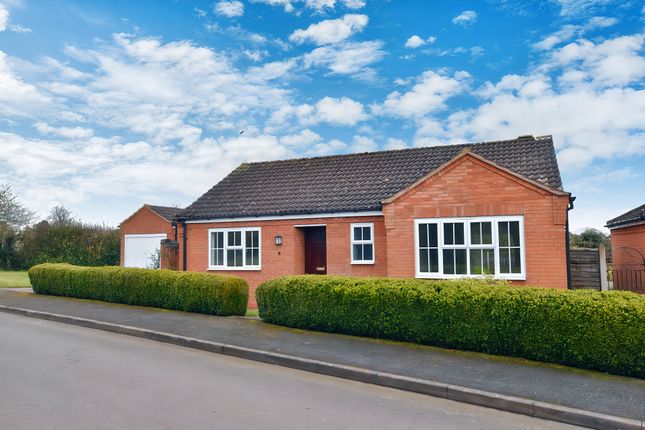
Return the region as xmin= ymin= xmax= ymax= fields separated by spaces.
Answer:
xmin=124 ymin=234 xmax=167 ymax=268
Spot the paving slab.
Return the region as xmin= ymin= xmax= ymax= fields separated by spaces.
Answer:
xmin=0 ymin=288 xmax=643 ymax=422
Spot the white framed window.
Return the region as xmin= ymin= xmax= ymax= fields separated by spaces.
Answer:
xmin=351 ymin=222 xmax=375 ymax=264
xmin=414 ymin=216 xmax=525 ymax=280
xmin=208 ymin=227 xmax=261 ymax=270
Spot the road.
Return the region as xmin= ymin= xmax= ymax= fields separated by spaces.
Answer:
xmin=0 ymin=312 xmax=580 ymax=430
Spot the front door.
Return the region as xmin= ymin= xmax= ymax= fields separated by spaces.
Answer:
xmin=304 ymin=227 xmax=327 ymax=274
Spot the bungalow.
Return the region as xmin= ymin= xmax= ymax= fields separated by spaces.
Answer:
xmin=162 ymin=135 xmax=572 ymax=307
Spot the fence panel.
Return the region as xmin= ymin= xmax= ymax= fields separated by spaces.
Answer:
xmin=613 ymin=269 xmax=645 ymax=294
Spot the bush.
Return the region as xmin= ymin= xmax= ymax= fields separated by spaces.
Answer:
xmin=29 ymin=263 xmax=248 ymax=316
xmin=257 ymin=276 xmax=645 ymax=378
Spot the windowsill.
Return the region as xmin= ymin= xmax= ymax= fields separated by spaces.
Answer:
xmin=415 ymin=273 xmax=526 ymax=281
xmin=351 ymin=261 xmax=375 ymax=265
xmin=207 ymin=266 xmax=262 ymax=271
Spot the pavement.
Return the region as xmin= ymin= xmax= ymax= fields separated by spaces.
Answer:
xmin=0 ymin=288 xmax=643 ymax=429
xmin=0 ymin=312 xmax=581 ymax=430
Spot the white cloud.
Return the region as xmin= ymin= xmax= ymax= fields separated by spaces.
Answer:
xmin=385 ymin=138 xmax=407 ymax=150
xmin=247 ymin=58 xmax=297 ymax=81
xmin=409 ymin=33 xmax=645 ymax=171
xmin=305 ymin=0 xmax=335 ymax=10
xmin=452 ymin=10 xmax=477 ymax=26
xmin=0 ymin=51 xmax=51 ymax=116
xmin=303 ymin=40 xmax=384 ymax=75
xmin=214 ymin=1 xmax=245 ymax=17
xmin=0 ymin=4 xmax=7 ymax=32
xmin=251 ymin=0 xmax=295 ymax=13
xmin=532 ymin=16 xmax=618 ymax=50
xmin=313 ymin=96 xmax=367 ymax=125
xmin=34 ymin=122 xmax=94 ymax=139
xmin=280 ymin=129 xmax=321 ymax=147
xmin=375 ymin=70 xmax=470 ymax=118
xmin=289 ymin=14 xmax=368 ymax=45
xmin=554 ymin=0 xmax=613 ymax=16
xmin=404 ymin=35 xmax=436 ymax=48
xmin=351 ymin=135 xmax=377 ymax=152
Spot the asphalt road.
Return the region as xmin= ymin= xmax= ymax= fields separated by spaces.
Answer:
xmin=0 ymin=313 xmax=581 ymax=430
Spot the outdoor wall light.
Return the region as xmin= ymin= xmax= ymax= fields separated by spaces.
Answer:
xmin=275 ymin=235 xmax=283 ymax=246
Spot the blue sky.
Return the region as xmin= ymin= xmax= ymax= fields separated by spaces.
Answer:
xmin=0 ymin=0 xmax=643 ymax=232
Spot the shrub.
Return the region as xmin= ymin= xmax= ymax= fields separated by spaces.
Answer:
xmin=29 ymin=263 xmax=248 ymax=316
xmin=257 ymin=276 xmax=645 ymax=378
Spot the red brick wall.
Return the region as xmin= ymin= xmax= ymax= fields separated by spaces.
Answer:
xmin=611 ymin=224 xmax=645 ymax=269
xmin=181 ymin=216 xmax=387 ymax=307
xmin=382 ymin=155 xmax=569 ymax=289
xmin=119 ymin=207 xmax=175 ymax=266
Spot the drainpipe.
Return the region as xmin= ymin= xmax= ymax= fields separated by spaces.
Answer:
xmin=565 ymin=195 xmax=576 ymax=289
xmin=182 ymin=220 xmax=187 ymax=272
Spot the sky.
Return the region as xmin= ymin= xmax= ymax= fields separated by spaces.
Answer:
xmin=0 ymin=0 xmax=644 ymax=232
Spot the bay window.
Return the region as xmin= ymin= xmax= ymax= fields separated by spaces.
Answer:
xmin=414 ymin=216 xmax=524 ymax=279
xmin=208 ymin=227 xmax=261 ymax=270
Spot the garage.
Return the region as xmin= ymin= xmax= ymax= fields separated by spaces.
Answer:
xmin=119 ymin=204 xmax=183 ymax=269
xmin=123 ymin=234 xmax=167 ymax=268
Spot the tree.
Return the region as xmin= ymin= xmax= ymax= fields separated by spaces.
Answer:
xmin=570 ymin=228 xmax=612 ymax=262
xmin=0 ymin=185 xmax=36 ymax=229
xmin=48 ymin=206 xmax=77 ymax=226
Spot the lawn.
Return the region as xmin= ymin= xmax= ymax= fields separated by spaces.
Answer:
xmin=0 ymin=271 xmax=31 ymax=288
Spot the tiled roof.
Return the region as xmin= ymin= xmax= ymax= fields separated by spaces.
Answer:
xmin=606 ymin=204 xmax=645 ymax=228
xmin=146 ymin=205 xmax=184 ymax=221
xmin=179 ymin=135 xmax=564 ymax=221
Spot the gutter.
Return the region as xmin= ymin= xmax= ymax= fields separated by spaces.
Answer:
xmin=565 ymin=195 xmax=576 ymax=290
xmin=182 ymin=220 xmax=187 ymax=272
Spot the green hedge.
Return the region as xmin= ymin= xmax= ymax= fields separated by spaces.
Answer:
xmin=29 ymin=263 xmax=248 ymax=316
xmin=257 ymin=276 xmax=645 ymax=377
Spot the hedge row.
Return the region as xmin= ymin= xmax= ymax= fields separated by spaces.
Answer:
xmin=256 ymin=276 xmax=645 ymax=377
xmin=29 ymin=263 xmax=248 ymax=316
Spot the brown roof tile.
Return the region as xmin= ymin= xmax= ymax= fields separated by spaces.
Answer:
xmin=179 ymin=135 xmax=564 ymax=220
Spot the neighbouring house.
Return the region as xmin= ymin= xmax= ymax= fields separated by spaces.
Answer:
xmin=119 ymin=204 xmax=183 ymax=268
xmin=162 ymin=135 xmax=572 ymax=307
xmin=606 ymin=204 xmax=645 ymax=293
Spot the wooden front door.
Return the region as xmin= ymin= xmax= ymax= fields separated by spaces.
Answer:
xmin=304 ymin=227 xmax=327 ymax=274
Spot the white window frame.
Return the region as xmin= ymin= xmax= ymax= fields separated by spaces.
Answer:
xmin=350 ymin=222 xmax=375 ymax=264
xmin=207 ymin=227 xmax=262 ymax=271
xmin=414 ymin=216 xmax=525 ymax=280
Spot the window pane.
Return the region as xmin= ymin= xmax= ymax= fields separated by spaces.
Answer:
xmin=498 ymin=222 xmax=509 ymax=247
xmin=245 ymin=248 xmax=259 ymax=266
xmin=419 ymin=224 xmax=428 ymax=247
xmin=510 ymin=248 xmax=521 ymax=273
xmin=470 ymin=223 xmax=481 ymax=245
xmin=455 ymin=249 xmax=467 ymax=274
xmin=353 ymin=227 xmax=362 ymax=241
xmin=470 ymin=249 xmax=482 ymax=275
xmin=228 ymin=231 xmax=241 ymax=246
xmin=499 ymin=248 xmax=510 ymax=274
xmin=227 ymin=249 xmax=235 ymax=266
xmin=444 ymin=223 xmax=454 ymax=245
xmin=419 ymin=249 xmax=429 ymax=272
xmin=482 ymin=222 xmax=492 ymax=245
xmin=482 ymin=249 xmax=495 ymax=275
xmin=245 ymin=231 xmax=253 ymax=248
xmin=509 ymin=221 xmax=520 ymax=246
xmin=443 ymin=249 xmax=454 ymax=274
xmin=454 ymin=223 xmax=465 ymax=245
xmin=363 ymin=244 xmax=373 ymax=261
xmin=429 ymin=223 xmax=438 ymax=247
xmin=353 ymin=244 xmax=362 ymax=261
xmin=217 ymin=250 xmax=224 ymax=266
xmin=362 ymin=226 xmax=371 ymax=241
xmin=429 ymin=249 xmax=438 ymax=272
xmin=235 ymin=249 xmax=243 ymax=266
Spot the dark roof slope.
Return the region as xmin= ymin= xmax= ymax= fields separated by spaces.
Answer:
xmin=179 ymin=135 xmax=564 ymax=220
xmin=606 ymin=204 xmax=645 ymax=228
xmin=146 ymin=205 xmax=184 ymax=221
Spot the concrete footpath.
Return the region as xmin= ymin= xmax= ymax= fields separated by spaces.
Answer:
xmin=0 ymin=288 xmax=643 ymax=429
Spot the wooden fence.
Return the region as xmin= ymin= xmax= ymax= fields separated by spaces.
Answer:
xmin=569 ymin=246 xmax=608 ymax=291
xmin=612 ymin=269 xmax=645 ymax=294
